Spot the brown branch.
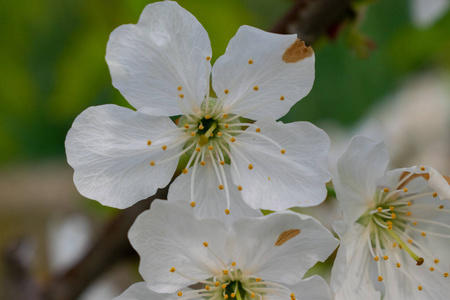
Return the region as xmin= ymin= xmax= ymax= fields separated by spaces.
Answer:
xmin=271 ymin=0 xmax=355 ymax=45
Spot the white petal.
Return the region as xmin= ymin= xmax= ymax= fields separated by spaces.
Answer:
xmin=212 ymin=25 xmax=314 ymax=120
xmin=330 ymin=224 xmax=381 ymax=300
xmin=227 ymin=211 xmax=338 ymax=285
xmin=229 ymin=119 xmax=331 ymax=210
xmin=114 ymin=282 xmax=177 ymax=300
xmin=65 ymin=105 xmax=183 ymax=208
xmin=168 ymin=161 xmax=262 ymax=226
xmin=334 ymin=136 xmax=389 ymax=225
xmin=106 ymin=1 xmax=211 ymax=116
xmin=285 ymin=276 xmax=332 ymax=300
xmin=128 ymin=200 xmax=229 ymax=293
xmin=428 ymin=167 xmax=450 ymax=200
xmin=410 ymin=0 xmax=449 ymax=28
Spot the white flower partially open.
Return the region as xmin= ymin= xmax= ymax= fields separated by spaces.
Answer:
xmin=330 ymin=136 xmax=450 ymax=299
xmin=65 ymin=1 xmax=331 ymax=216
xmin=123 ymin=200 xmax=338 ymax=300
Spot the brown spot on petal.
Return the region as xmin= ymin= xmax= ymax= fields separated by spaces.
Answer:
xmin=282 ymin=39 xmax=313 ymax=63
xmin=275 ymin=229 xmax=300 ymax=246
xmin=398 ymin=171 xmax=430 ymax=189
xmin=444 ymin=175 xmax=450 ymax=185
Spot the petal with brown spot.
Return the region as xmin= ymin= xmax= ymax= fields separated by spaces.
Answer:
xmin=275 ymin=229 xmax=301 ymax=246
xmin=282 ymin=39 xmax=313 ymax=63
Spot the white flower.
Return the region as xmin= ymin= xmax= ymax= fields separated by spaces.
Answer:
xmin=121 ymin=200 xmax=338 ymax=300
xmin=330 ymin=136 xmax=450 ymax=299
xmin=65 ymin=0 xmax=331 ymax=217
xmin=410 ymin=0 xmax=449 ymax=28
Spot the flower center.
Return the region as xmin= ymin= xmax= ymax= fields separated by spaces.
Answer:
xmin=357 ymin=169 xmax=450 ymax=291
xmin=171 ymin=242 xmax=297 ymax=300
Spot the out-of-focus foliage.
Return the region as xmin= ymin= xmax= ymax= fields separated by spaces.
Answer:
xmin=0 ymin=0 xmax=449 ymax=165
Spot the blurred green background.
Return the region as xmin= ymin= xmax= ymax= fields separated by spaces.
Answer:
xmin=0 ymin=0 xmax=449 ymax=298
xmin=1 ymin=0 xmax=449 ymax=166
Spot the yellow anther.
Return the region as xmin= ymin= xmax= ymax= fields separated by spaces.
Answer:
xmin=378 ymin=276 xmax=383 ymax=282
xmin=190 ymin=201 xmax=196 ymax=207
xmin=222 ymin=284 xmax=227 ymax=289
xmin=224 ymin=124 xmax=229 ymax=128
xmin=407 ymin=202 xmax=412 ymax=206
xmin=231 ymin=293 xmax=235 ymax=298
xmin=225 ymin=209 xmax=230 ymax=215
xmin=184 ymin=124 xmax=189 ymax=129
xmin=399 ymin=244 xmax=403 ymax=249
xmin=199 ymin=125 xmax=205 ymax=130
xmin=374 ymin=256 xmax=380 ymax=262
xmin=386 ymin=221 xmax=393 ymax=225
xmin=383 ymin=256 xmax=389 ymax=260
xmin=388 ymin=225 xmax=393 ymax=230
xmin=205 ymin=286 xmax=210 ymax=291
xmin=421 ymin=232 xmax=426 ymax=237
xmin=224 ymin=295 xmax=229 ymax=299
xmin=392 ymin=242 xmax=397 ymax=248
xmin=420 ymin=166 xmax=425 ymax=171
xmin=268 ymin=177 xmax=270 ymax=180
xmin=219 ymin=185 xmax=224 ymax=190
xmin=191 ymin=132 xmax=196 ymax=137
xmin=408 ymin=239 xmax=413 ymax=244
xmin=280 ymin=95 xmax=285 ymax=101
xmin=223 ymin=270 xmax=229 ymax=275
xmin=391 ymin=213 xmax=396 ymax=219
xmin=217 ymin=132 xmax=222 ymax=137
xmin=280 ymin=149 xmax=286 ymax=154
xmin=162 ymin=145 xmax=167 ymax=151
xmin=251 ymin=292 xmax=255 ymax=298
xmin=205 ymin=115 xmax=211 ymax=120
xmin=215 ymin=282 xmax=220 ymax=287
xmin=195 ymin=147 xmax=201 ymax=152
xmin=256 ymin=128 xmax=261 ymax=132
xmin=389 ymin=206 xmax=394 ymax=211
xmin=396 ymin=263 xmax=401 ymax=268
xmin=231 ymin=262 xmax=236 ymax=266
xmin=248 ymin=164 xmax=253 ymax=170
xmin=230 ymin=137 xmax=236 ymax=142
xmin=377 ymin=207 xmax=383 ymax=212
xmin=220 ymin=161 xmax=225 ymax=165
xmin=444 ymin=273 xmax=449 ymax=277
xmin=206 ymin=56 xmax=211 ymax=61
xmin=177 ymin=291 xmax=183 ymax=297
xmin=406 ymin=211 xmax=412 ymax=216
xmin=435 ymin=259 xmax=441 ymax=264
xmin=413 ymin=222 xmax=418 ymax=226
xmin=383 ymin=188 xmax=389 ymax=193
xmin=403 ymin=188 xmax=408 ymax=192
xmin=433 ymin=192 xmax=438 ymax=197
xmin=222 ymin=114 xmax=228 ymax=118
xmin=430 ymin=267 xmax=435 ymax=271
xmin=150 ymin=160 xmax=155 ymax=166
xmin=177 ymin=86 xmax=182 ymax=91
xmin=170 ymin=267 xmax=176 ymax=273
xmin=208 ymin=145 xmax=213 ymax=150
xmin=418 ymin=286 xmax=423 ymax=291
xmin=200 ymin=161 xmax=206 ymax=166
xmin=179 ymin=94 xmax=184 ymax=98
xmin=253 ymin=86 xmax=259 ymax=91
xmin=256 ymin=278 xmax=261 ymax=282
xmin=237 ymin=185 xmax=243 ymax=191
xmin=147 ymin=140 xmax=152 ymax=146
xmin=209 ymin=132 xmax=213 ymax=137
xmin=224 ymin=89 xmax=229 ymax=94
xmin=439 ymin=205 xmax=444 ymax=209
xmin=290 ymin=293 xmax=295 ymax=299
xmin=182 ymin=169 xmax=188 ymax=174
xmin=248 ymin=59 xmax=253 ymax=64
xmin=203 ymin=242 xmax=209 ymax=247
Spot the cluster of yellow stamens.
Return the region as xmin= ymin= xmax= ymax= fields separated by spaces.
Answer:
xmin=169 ymin=242 xmax=297 ymax=299
xmin=361 ymin=169 xmax=450 ymax=292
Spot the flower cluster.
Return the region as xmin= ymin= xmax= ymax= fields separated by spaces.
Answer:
xmin=64 ymin=1 xmax=450 ymax=299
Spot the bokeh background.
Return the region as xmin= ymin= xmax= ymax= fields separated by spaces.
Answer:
xmin=1 ymin=0 xmax=449 ymax=299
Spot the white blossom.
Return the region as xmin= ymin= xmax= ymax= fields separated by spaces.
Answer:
xmin=65 ymin=1 xmax=331 ymax=218
xmin=331 ymin=136 xmax=450 ymax=299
